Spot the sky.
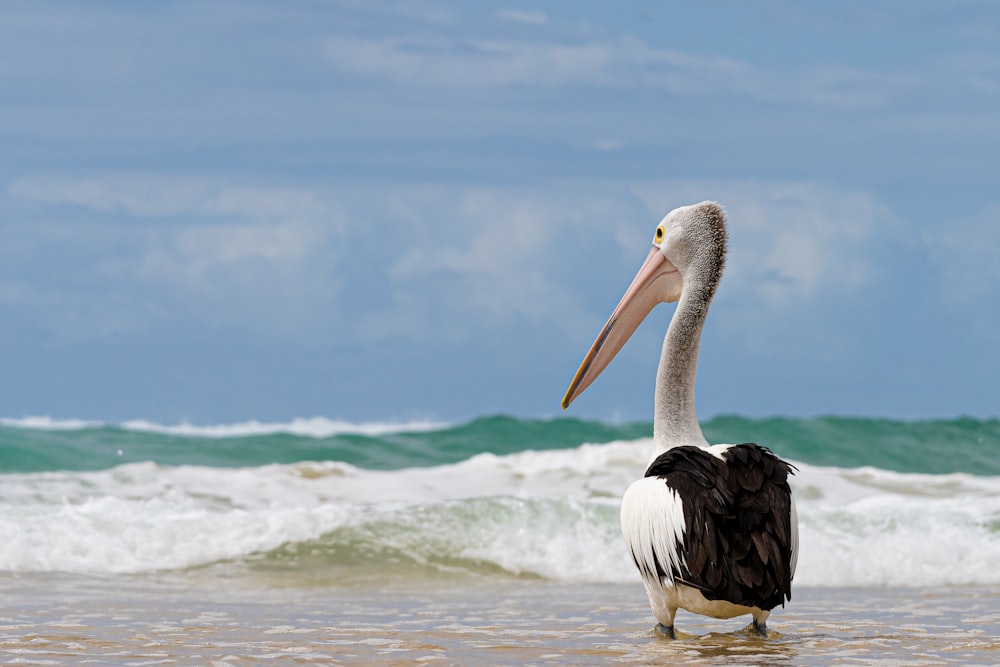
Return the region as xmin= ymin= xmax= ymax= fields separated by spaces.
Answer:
xmin=1 ymin=1 xmax=998 ymax=425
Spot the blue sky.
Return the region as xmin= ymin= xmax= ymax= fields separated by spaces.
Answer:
xmin=1 ymin=1 xmax=998 ymax=424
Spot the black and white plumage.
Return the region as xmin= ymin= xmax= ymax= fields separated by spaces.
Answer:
xmin=622 ymin=443 xmax=796 ymax=636
xmin=562 ymin=202 xmax=798 ymax=637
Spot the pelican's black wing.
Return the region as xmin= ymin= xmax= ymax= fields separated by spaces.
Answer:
xmin=644 ymin=444 xmax=796 ymax=611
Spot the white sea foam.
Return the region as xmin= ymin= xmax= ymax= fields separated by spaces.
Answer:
xmin=1 ymin=414 xmax=447 ymax=437
xmin=119 ymin=416 xmax=448 ymax=438
xmin=1 ymin=439 xmax=998 ymax=587
xmin=0 ymin=415 xmax=104 ymax=430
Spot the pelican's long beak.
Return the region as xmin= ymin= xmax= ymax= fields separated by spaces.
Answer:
xmin=561 ymin=246 xmax=682 ymax=409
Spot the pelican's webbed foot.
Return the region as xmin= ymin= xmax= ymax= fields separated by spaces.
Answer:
xmin=751 ymin=619 xmax=767 ymax=638
xmin=655 ymin=623 xmax=676 ymax=639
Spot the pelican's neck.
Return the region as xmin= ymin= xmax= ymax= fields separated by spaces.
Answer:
xmin=651 ymin=281 xmax=713 ymax=460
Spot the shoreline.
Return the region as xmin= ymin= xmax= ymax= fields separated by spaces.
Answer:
xmin=2 ymin=573 xmax=997 ymax=665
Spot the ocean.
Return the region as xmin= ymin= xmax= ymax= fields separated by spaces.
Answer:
xmin=1 ymin=414 xmax=999 ymax=664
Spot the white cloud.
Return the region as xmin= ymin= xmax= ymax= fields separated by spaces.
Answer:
xmin=133 ymin=185 xmax=340 ymax=289
xmin=206 ymin=187 xmax=330 ymax=223
xmin=589 ymin=138 xmax=625 ymax=152
xmin=330 ymin=0 xmax=455 ymax=25
xmin=10 ymin=176 xmax=342 ymax=277
xmin=137 ymin=220 xmax=328 ymax=287
xmin=497 ymin=9 xmax=548 ymax=26
xmin=326 ymin=35 xmax=615 ymax=87
xmin=355 ymin=186 xmax=614 ymax=342
xmin=6 ymin=174 xmax=347 ymax=339
xmin=391 ymin=193 xmax=550 ymax=278
xmin=9 ymin=175 xmax=211 ymax=217
xmin=324 ymin=32 xmax=916 ymax=109
xmin=9 ymin=176 xmax=337 ymax=228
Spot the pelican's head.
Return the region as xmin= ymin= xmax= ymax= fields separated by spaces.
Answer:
xmin=561 ymin=201 xmax=727 ymax=409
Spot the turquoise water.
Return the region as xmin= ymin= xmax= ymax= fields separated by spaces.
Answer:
xmin=2 ymin=414 xmax=997 ymax=475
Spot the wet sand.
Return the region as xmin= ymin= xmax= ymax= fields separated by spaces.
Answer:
xmin=1 ymin=572 xmax=998 ymax=665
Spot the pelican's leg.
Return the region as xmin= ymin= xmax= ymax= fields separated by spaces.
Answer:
xmin=645 ymin=582 xmax=678 ymax=639
xmin=748 ymin=610 xmax=770 ymax=638
xmin=655 ymin=623 xmax=676 ymax=639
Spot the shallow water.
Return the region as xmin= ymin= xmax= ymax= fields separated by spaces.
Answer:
xmin=1 ymin=572 xmax=997 ymax=665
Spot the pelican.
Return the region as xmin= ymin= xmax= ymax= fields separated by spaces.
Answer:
xmin=562 ymin=202 xmax=797 ymax=638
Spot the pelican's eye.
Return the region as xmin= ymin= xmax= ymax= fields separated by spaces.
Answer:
xmin=653 ymin=225 xmax=665 ymax=245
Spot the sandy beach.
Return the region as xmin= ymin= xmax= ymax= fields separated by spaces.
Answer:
xmin=2 ymin=569 xmax=997 ymax=666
